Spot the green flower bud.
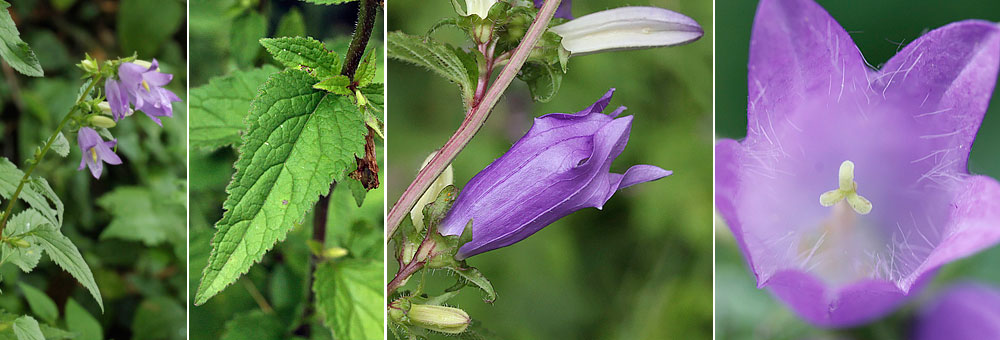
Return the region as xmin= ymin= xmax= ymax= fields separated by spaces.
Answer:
xmin=7 ymin=238 xmax=30 ymax=248
xmin=407 ymin=304 xmax=470 ymax=334
xmin=89 ymin=115 xmax=117 ymax=129
xmin=410 ymin=151 xmax=454 ymax=232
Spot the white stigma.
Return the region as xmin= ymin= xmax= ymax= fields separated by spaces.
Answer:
xmin=819 ymin=160 xmax=872 ymax=215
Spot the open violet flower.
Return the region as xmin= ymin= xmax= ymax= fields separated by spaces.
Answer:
xmin=716 ymin=0 xmax=1000 ymax=327
xmin=438 ymin=88 xmax=671 ymax=259
xmin=115 ymin=59 xmax=180 ymax=126
xmin=913 ymin=283 xmax=1000 ymax=340
xmin=77 ymin=127 xmax=121 ymax=179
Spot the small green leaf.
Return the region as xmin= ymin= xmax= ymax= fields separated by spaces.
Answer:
xmin=18 ymin=283 xmax=57 ymax=324
xmin=299 ymin=0 xmax=356 ymax=4
xmin=13 ymin=315 xmax=44 ymax=340
xmin=359 ymin=83 xmax=384 ymax=113
xmin=38 ymin=324 xmax=73 ymax=340
xmin=221 ymin=311 xmax=285 ymax=340
xmin=313 ymin=259 xmax=382 ymax=340
xmin=345 ymin=179 xmax=366 ymax=207
xmin=0 ymin=0 xmax=42 ymax=77
xmin=260 ymin=37 xmax=341 ymax=79
xmin=518 ymin=62 xmax=562 ymax=102
xmin=50 ymin=133 xmax=69 ymax=157
xmin=230 ymin=11 xmax=267 ymax=67
xmin=196 ymin=69 xmax=367 ymax=305
xmin=387 ymin=32 xmax=477 ymax=106
xmin=354 ymin=48 xmax=378 ymax=86
xmin=0 ymin=158 xmax=63 ymax=227
xmin=313 ymin=75 xmax=353 ymax=96
xmin=2 ymin=209 xmax=45 ymax=272
xmin=64 ymin=298 xmax=101 ymax=340
xmin=97 ymin=186 xmax=185 ymax=246
xmin=190 ymin=65 xmax=279 ymax=150
xmin=445 ymin=265 xmax=497 ymax=303
xmin=275 ymin=7 xmax=306 ymax=38
xmin=34 ymin=225 xmax=103 ymax=310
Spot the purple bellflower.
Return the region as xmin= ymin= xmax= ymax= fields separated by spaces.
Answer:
xmin=716 ymin=0 xmax=1000 ymax=327
xmin=437 ymin=88 xmax=671 ymax=259
xmin=77 ymin=127 xmax=121 ymax=179
xmin=112 ymin=59 xmax=180 ymax=126
xmin=104 ymin=78 xmax=131 ymax=121
xmin=913 ymin=283 xmax=1000 ymax=340
xmin=533 ymin=0 xmax=573 ymax=20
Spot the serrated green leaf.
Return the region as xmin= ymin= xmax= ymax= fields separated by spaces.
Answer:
xmin=445 ymin=265 xmax=496 ymax=303
xmin=33 ymin=226 xmax=102 ymax=311
xmin=0 ymin=1 xmax=42 ymax=77
xmin=18 ymin=284 xmax=57 ymax=324
xmin=97 ymin=186 xmax=184 ymax=246
xmin=64 ymin=299 xmax=101 ymax=340
xmin=2 ymin=209 xmax=45 ymax=272
xmin=231 ymin=11 xmax=266 ymax=67
xmin=359 ymin=83 xmax=383 ymax=113
xmin=387 ymin=32 xmax=476 ymax=106
xmin=314 ymin=259 xmax=381 ymax=340
xmin=220 ymin=311 xmax=284 ymax=340
xmin=260 ymin=37 xmax=341 ymax=79
xmin=313 ymin=75 xmax=352 ymax=96
xmin=190 ymin=65 xmax=279 ymax=150
xmin=0 ymin=158 xmax=63 ymax=227
xmin=275 ymin=7 xmax=306 ymax=38
xmin=12 ymin=315 xmax=43 ymax=340
xmin=518 ymin=62 xmax=562 ymax=102
xmin=196 ymin=69 xmax=367 ymax=305
xmin=299 ymin=0 xmax=355 ymax=4
xmin=355 ymin=49 xmax=378 ymax=86
xmin=50 ymin=133 xmax=69 ymax=157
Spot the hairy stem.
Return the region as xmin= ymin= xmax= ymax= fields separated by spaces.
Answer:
xmin=340 ymin=0 xmax=379 ymax=80
xmin=385 ymin=0 xmax=563 ymax=238
xmin=0 ymin=76 xmax=100 ymax=234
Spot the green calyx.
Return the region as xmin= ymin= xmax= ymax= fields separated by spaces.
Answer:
xmin=819 ymin=160 xmax=873 ymax=215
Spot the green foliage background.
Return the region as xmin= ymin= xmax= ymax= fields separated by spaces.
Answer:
xmin=715 ymin=0 xmax=1000 ymax=339
xmin=387 ymin=0 xmax=712 ymax=338
xmin=0 ymin=0 xmax=186 ymax=339
xmin=188 ymin=0 xmax=384 ymax=339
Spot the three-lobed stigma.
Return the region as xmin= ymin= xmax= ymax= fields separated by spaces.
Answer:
xmin=819 ymin=160 xmax=873 ymax=215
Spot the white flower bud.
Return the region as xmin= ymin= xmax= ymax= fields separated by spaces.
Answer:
xmin=410 ymin=151 xmax=454 ymax=232
xmin=465 ymin=0 xmax=495 ymax=18
xmin=550 ymin=6 xmax=703 ymax=56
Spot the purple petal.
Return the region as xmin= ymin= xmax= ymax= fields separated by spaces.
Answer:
xmin=878 ymin=21 xmax=1000 ymax=173
xmin=746 ymin=0 xmax=869 ymax=132
xmin=95 ymin=140 xmax=122 ymax=165
xmin=440 ymin=89 xmax=667 ymax=259
xmin=118 ymin=62 xmax=146 ymax=87
xmin=86 ymin=155 xmax=102 ymax=179
xmin=617 ymin=164 xmax=671 ymax=189
xmin=915 ymin=283 xmax=1000 ymax=340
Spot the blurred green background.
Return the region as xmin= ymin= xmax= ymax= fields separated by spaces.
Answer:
xmin=716 ymin=0 xmax=1000 ymax=339
xmin=188 ymin=0 xmax=384 ymax=339
xmin=0 ymin=0 xmax=186 ymax=339
xmin=388 ymin=0 xmax=712 ymax=338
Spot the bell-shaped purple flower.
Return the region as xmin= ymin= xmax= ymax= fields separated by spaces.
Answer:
xmin=117 ymin=59 xmax=180 ymax=126
xmin=104 ymin=78 xmax=131 ymax=121
xmin=716 ymin=0 xmax=1000 ymax=327
xmin=77 ymin=127 xmax=121 ymax=179
xmin=534 ymin=0 xmax=572 ymax=20
xmin=913 ymin=283 xmax=1000 ymax=340
xmin=438 ymin=88 xmax=671 ymax=259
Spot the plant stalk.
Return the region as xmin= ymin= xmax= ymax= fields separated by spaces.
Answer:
xmin=0 ymin=76 xmax=100 ymax=234
xmin=385 ymin=0 xmax=563 ymax=238
xmin=341 ymin=0 xmax=379 ymax=80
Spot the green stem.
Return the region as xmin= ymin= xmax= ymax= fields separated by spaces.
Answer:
xmin=385 ymin=0 xmax=563 ymax=238
xmin=0 ymin=77 xmax=100 ymax=234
